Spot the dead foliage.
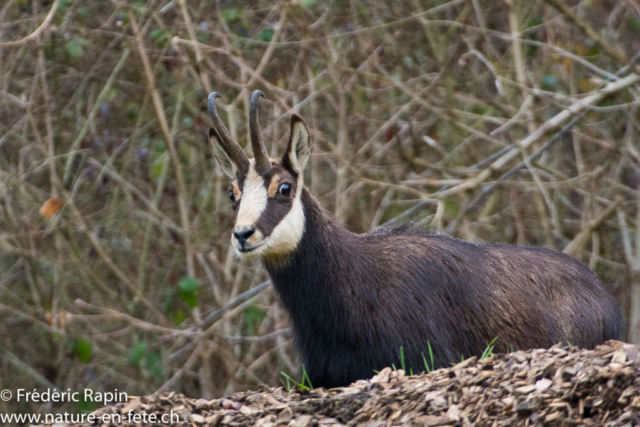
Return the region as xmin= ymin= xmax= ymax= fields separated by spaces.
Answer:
xmin=68 ymin=341 xmax=640 ymax=426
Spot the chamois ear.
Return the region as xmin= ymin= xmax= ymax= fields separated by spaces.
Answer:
xmin=208 ymin=128 xmax=237 ymax=178
xmin=282 ymin=114 xmax=311 ymax=175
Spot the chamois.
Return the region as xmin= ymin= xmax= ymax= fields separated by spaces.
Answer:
xmin=207 ymin=90 xmax=624 ymax=389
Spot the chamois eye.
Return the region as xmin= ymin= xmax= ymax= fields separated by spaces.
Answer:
xmin=279 ymin=183 xmax=292 ymax=196
xmin=229 ymin=188 xmax=235 ymax=202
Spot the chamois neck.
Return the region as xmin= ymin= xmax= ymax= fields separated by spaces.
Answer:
xmin=296 ymin=188 xmax=349 ymax=242
xmin=263 ymin=188 xmax=361 ymax=294
xmin=263 ymin=187 xmax=372 ymax=359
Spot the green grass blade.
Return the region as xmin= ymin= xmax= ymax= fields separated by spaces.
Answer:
xmin=301 ymin=364 xmax=313 ymax=390
xmin=481 ymin=336 xmax=499 ymax=359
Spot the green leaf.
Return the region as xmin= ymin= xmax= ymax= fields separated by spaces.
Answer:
xmin=77 ymin=6 xmax=92 ymax=19
xmin=179 ymin=289 xmax=198 ymax=308
xmin=150 ymin=29 xmax=168 ymax=45
xmin=220 ymin=7 xmax=243 ymax=24
xmin=64 ymin=36 xmax=90 ymax=59
xmin=150 ymin=157 xmax=166 ymax=181
xmin=525 ymin=14 xmax=542 ymax=29
xmin=243 ymin=305 xmax=267 ymax=323
xmin=154 ymin=140 xmax=166 ymax=154
xmin=257 ymin=28 xmax=274 ymax=42
xmin=627 ymin=16 xmax=640 ymax=34
xmin=128 ymin=341 xmax=147 ymax=366
xmin=302 ymin=0 xmax=316 ymax=7
xmin=146 ymin=351 xmax=164 ymax=377
xmin=243 ymin=305 xmax=267 ymax=335
xmin=65 ymin=41 xmax=83 ymax=59
xmin=173 ymin=309 xmax=187 ymax=325
xmin=126 ymin=103 xmax=139 ymax=121
xmin=73 ymin=338 xmax=93 ymax=363
xmin=76 ymin=399 xmax=98 ymax=414
xmin=132 ymin=1 xmax=146 ymax=14
xmin=178 ymin=277 xmax=199 ymax=307
xmin=179 ymin=276 xmax=199 ymax=292
xmin=57 ymin=0 xmax=74 ymax=11
xmin=474 ymin=105 xmax=487 ymax=115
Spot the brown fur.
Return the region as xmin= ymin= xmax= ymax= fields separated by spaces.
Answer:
xmin=267 ymin=175 xmax=281 ymax=198
xmin=207 ymin=93 xmax=624 ymax=389
xmin=231 ymin=181 xmax=242 ymax=201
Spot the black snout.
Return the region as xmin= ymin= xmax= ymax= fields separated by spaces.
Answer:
xmin=234 ymin=229 xmax=255 ymax=245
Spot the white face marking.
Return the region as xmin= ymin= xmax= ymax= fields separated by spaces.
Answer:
xmin=233 ymin=172 xmax=306 ymax=261
xmin=250 ymin=186 xmax=305 ymax=259
xmin=234 ymin=160 xmax=267 ymax=232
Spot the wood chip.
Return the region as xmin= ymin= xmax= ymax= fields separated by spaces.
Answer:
xmin=66 ymin=340 xmax=640 ymax=427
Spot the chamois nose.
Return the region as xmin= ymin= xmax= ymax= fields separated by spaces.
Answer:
xmin=233 ymin=229 xmax=255 ymax=244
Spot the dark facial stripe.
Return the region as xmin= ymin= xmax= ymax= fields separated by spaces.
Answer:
xmin=255 ymin=177 xmax=297 ymax=237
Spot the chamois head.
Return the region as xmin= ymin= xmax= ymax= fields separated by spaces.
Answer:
xmin=207 ymin=90 xmax=311 ymax=261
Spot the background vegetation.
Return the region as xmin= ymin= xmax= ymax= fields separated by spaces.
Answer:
xmin=1 ymin=0 xmax=640 ymax=416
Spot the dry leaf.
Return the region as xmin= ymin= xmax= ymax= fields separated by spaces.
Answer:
xmin=44 ymin=311 xmax=53 ymax=326
xmin=40 ymin=197 xmax=64 ymax=218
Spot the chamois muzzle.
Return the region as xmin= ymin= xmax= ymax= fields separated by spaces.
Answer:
xmin=233 ymin=228 xmax=255 ymax=246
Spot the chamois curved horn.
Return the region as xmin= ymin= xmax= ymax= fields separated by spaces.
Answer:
xmin=249 ymin=90 xmax=272 ymax=174
xmin=208 ymin=92 xmax=249 ymax=173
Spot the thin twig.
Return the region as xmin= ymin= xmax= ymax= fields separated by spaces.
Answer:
xmin=436 ymin=73 xmax=640 ymax=198
xmin=0 ymin=0 xmax=61 ymax=47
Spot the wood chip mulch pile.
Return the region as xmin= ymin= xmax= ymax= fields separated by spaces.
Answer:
xmin=72 ymin=340 xmax=640 ymax=426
